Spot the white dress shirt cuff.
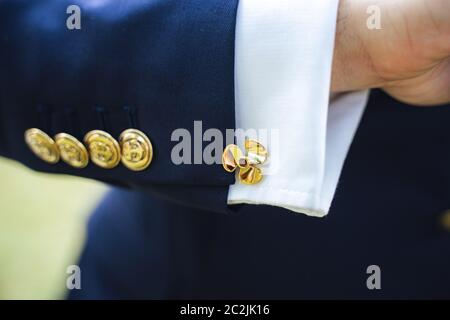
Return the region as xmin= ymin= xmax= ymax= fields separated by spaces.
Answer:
xmin=228 ymin=0 xmax=369 ymax=217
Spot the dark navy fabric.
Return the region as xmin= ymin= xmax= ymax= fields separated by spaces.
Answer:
xmin=0 ymin=0 xmax=237 ymax=193
xmin=69 ymin=91 xmax=450 ymax=299
xmin=1 ymin=0 xmax=449 ymax=299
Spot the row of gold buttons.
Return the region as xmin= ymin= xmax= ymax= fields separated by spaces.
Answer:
xmin=24 ymin=128 xmax=153 ymax=171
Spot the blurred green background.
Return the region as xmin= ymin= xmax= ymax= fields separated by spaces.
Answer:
xmin=0 ymin=157 xmax=107 ymax=299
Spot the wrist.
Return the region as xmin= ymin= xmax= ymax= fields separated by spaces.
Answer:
xmin=331 ymin=0 xmax=385 ymax=93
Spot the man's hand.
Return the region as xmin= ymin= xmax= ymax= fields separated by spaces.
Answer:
xmin=332 ymin=0 xmax=450 ymax=105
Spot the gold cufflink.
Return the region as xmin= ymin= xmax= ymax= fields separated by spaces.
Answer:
xmin=24 ymin=128 xmax=60 ymax=164
xmin=222 ymin=139 xmax=268 ymax=185
xmin=84 ymin=130 xmax=121 ymax=169
xmin=54 ymin=133 xmax=89 ymax=169
xmin=119 ymin=129 xmax=153 ymax=171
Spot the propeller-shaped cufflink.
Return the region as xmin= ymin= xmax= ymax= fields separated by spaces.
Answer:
xmin=222 ymin=139 xmax=268 ymax=185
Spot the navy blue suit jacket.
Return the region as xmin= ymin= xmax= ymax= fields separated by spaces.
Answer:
xmin=1 ymin=0 xmax=449 ymax=299
xmin=0 ymin=0 xmax=237 ymax=212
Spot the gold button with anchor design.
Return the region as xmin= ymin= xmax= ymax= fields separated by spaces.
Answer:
xmin=24 ymin=128 xmax=60 ymax=164
xmin=222 ymin=139 xmax=268 ymax=185
xmin=119 ymin=129 xmax=153 ymax=171
xmin=54 ymin=133 xmax=89 ymax=168
xmin=84 ymin=130 xmax=121 ymax=169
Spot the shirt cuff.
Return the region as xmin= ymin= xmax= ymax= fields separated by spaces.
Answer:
xmin=227 ymin=0 xmax=369 ymax=217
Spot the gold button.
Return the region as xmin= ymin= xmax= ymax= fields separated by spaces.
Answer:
xmin=84 ymin=130 xmax=121 ymax=169
xmin=54 ymin=133 xmax=89 ymax=169
xmin=24 ymin=128 xmax=60 ymax=164
xmin=119 ymin=129 xmax=153 ymax=171
xmin=440 ymin=210 xmax=450 ymax=232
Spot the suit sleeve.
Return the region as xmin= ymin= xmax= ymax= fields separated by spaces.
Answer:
xmin=0 ymin=0 xmax=238 ymax=208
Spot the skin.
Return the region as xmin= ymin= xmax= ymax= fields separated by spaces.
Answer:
xmin=332 ymin=0 xmax=450 ymax=106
